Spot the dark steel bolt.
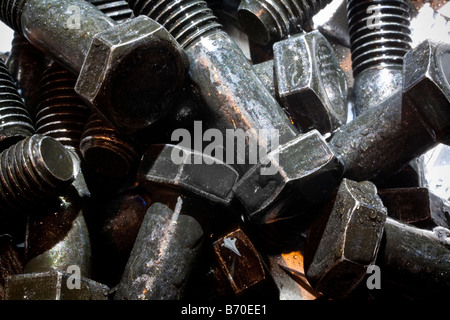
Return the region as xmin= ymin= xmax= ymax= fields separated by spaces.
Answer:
xmin=0 ymin=134 xmax=78 ymax=214
xmin=0 ymin=57 xmax=34 ymax=151
xmin=127 ymin=0 xmax=347 ymax=225
xmin=347 ymin=0 xmax=412 ymax=116
xmin=304 ymin=178 xmax=387 ymax=299
xmin=114 ymin=144 xmax=238 ymax=299
xmin=0 ymin=0 xmax=188 ymax=135
xmin=306 ymin=178 xmax=450 ymax=299
xmin=126 ymin=0 xmax=299 ymax=176
xmin=79 ymin=114 xmax=141 ymax=177
xmin=5 ymin=190 xmax=110 ymax=300
xmin=329 ymin=40 xmax=450 ymax=185
xmin=6 ymin=33 xmax=51 ymax=115
xmin=237 ymin=0 xmax=333 ymax=46
xmin=35 ymin=62 xmax=91 ymax=158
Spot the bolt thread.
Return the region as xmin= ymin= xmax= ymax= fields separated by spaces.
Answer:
xmin=88 ymin=0 xmax=133 ymax=23
xmin=0 ymin=0 xmax=26 ymax=35
xmin=0 ymin=57 xmax=34 ymax=151
xmin=238 ymin=0 xmax=332 ymax=44
xmin=127 ymin=0 xmax=223 ymax=48
xmin=35 ymin=63 xmax=91 ymax=157
xmin=0 ymin=134 xmax=76 ymax=213
xmin=80 ymin=114 xmax=141 ymax=177
xmin=347 ymin=0 xmax=412 ymax=77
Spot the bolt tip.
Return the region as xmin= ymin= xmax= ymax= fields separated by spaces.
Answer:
xmin=38 ymin=135 xmax=77 ymax=183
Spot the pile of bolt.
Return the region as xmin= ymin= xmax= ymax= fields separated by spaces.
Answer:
xmin=0 ymin=0 xmax=449 ymax=301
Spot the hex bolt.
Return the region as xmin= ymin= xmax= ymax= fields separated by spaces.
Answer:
xmin=347 ymin=0 xmax=412 ymax=116
xmin=126 ymin=0 xmax=347 ymax=225
xmin=114 ymin=144 xmax=239 ymax=299
xmin=34 ymin=62 xmax=91 ymax=158
xmin=305 ymin=178 xmax=450 ymax=299
xmin=237 ymin=0 xmax=333 ymax=46
xmin=79 ymin=114 xmax=142 ymax=177
xmin=6 ymin=33 xmax=51 ymax=115
xmin=5 ymin=190 xmax=110 ymax=300
xmin=329 ymin=39 xmax=450 ymax=185
xmin=0 ymin=57 xmax=34 ymax=151
xmin=0 ymin=134 xmax=78 ymax=214
xmin=236 ymin=39 xmax=450 ymax=223
xmin=0 ymin=0 xmax=188 ymax=135
xmin=126 ymin=0 xmax=299 ymax=174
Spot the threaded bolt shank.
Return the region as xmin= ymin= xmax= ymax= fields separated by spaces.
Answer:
xmin=0 ymin=57 xmax=34 ymax=151
xmin=0 ymin=134 xmax=77 ymax=213
xmin=347 ymin=0 xmax=412 ymax=77
xmin=35 ymin=63 xmax=91 ymax=157
xmin=237 ymin=0 xmax=333 ymax=45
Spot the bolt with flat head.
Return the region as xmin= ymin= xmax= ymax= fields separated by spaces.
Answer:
xmin=0 ymin=0 xmax=188 ymax=135
xmin=126 ymin=0 xmax=345 ymax=225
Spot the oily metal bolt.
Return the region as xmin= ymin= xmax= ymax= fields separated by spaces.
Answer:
xmin=113 ymin=144 xmax=239 ymax=299
xmin=347 ymin=0 xmax=412 ymax=116
xmin=114 ymin=201 xmax=206 ymax=300
xmin=378 ymin=187 xmax=450 ymax=230
xmin=306 ymin=178 xmax=450 ymax=299
xmin=234 ymin=130 xmax=344 ymax=223
xmin=305 ymin=178 xmax=387 ymax=299
xmin=237 ymin=0 xmax=333 ymax=46
xmin=5 ymin=190 xmax=110 ymax=300
xmin=0 ymin=0 xmax=188 ymax=135
xmin=329 ymin=40 xmax=450 ymax=185
xmin=273 ymin=30 xmax=348 ymax=134
xmin=126 ymin=0 xmax=299 ymax=176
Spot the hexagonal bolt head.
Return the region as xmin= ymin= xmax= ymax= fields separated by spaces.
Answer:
xmin=75 ymin=15 xmax=189 ymax=135
xmin=138 ymin=144 xmax=239 ymax=205
xmin=403 ymin=40 xmax=450 ymax=144
xmin=273 ymin=31 xmax=348 ymax=134
xmin=305 ymin=179 xmax=387 ymax=299
xmin=233 ymin=130 xmax=344 ymax=223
